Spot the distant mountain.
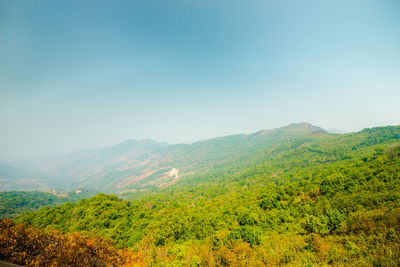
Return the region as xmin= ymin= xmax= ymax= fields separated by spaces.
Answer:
xmin=38 ymin=139 xmax=169 ymax=190
xmin=1 ymin=123 xmax=327 ymax=192
xmin=6 ymin=122 xmax=397 ymax=193
xmin=0 ymin=140 xmax=168 ymax=192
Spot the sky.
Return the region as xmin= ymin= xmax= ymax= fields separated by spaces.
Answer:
xmin=0 ymin=0 xmax=400 ymax=160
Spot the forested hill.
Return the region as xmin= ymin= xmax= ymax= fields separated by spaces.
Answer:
xmin=8 ymin=125 xmax=400 ymax=266
xmin=0 ymin=189 xmax=97 ymax=218
xmin=1 ymin=122 xmax=327 ymax=192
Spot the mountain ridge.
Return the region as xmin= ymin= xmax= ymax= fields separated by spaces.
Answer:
xmin=1 ymin=122 xmax=397 ymax=193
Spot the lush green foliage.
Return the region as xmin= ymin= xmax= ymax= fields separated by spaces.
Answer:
xmin=10 ymin=125 xmax=400 ymax=265
xmin=0 ymin=189 xmax=96 ymax=218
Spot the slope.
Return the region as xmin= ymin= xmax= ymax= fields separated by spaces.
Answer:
xmin=13 ymin=125 xmax=400 ymax=266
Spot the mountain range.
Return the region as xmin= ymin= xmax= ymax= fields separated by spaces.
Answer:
xmin=0 ymin=122 xmax=391 ymax=193
xmin=2 ymin=122 xmax=400 ymax=266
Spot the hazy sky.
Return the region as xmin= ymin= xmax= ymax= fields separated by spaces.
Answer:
xmin=1 ymin=0 xmax=400 ymax=160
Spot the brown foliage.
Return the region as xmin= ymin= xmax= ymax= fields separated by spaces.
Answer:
xmin=215 ymin=240 xmax=262 ymax=266
xmin=307 ymin=233 xmax=331 ymax=258
xmin=0 ymin=219 xmax=136 ymax=267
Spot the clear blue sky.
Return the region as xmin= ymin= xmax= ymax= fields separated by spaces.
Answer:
xmin=1 ymin=0 xmax=399 ymax=159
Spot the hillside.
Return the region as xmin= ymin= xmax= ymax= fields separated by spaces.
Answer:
xmin=1 ymin=123 xmax=327 ymax=193
xmin=0 ymin=219 xmax=136 ymax=266
xmin=0 ymin=189 xmax=97 ymax=218
xmin=6 ymin=125 xmax=400 ymax=266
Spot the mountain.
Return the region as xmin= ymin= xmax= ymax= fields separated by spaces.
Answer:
xmin=2 ymin=122 xmax=397 ymax=194
xmin=119 ymin=122 xmax=326 ymax=190
xmin=47 ymin=139 xmax=169 ymax=190
xmin=0 ymin=123 xmax=325 ymax=192
xmin=9 ymin=124 xmax=400 ymax=266
xmin=0 ymin=139 xmax=168 ymax=192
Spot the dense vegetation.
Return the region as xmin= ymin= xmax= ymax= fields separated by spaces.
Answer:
xmin=2 ymin=125 xmax=400 ymax=266
xmin=0 ymin=219 xmax=136 ymax=266
xmin=0 ymin=189 xmax=96 ymax=218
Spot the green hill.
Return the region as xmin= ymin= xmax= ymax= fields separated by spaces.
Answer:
xmin=11 ymin=125 xmax=400 ymax=266
xmin=0 ymin=189 xmax=97 ymax=218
